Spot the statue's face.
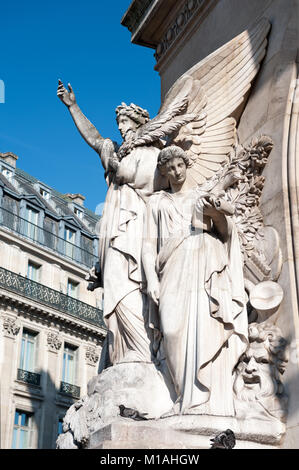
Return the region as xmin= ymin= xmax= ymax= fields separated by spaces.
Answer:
xmin=233 ymin=342 xmax=277 ymax=400
xmin=165 ymin=157 xmax=187 ymax=186
xmin=241 ymin=344 xmax=270 ymax=386
xmin=117 ymin=115 xmax=138 ymax=140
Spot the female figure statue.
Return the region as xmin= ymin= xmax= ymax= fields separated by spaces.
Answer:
xmin=143 ymin=146 xmax=248 ymax=415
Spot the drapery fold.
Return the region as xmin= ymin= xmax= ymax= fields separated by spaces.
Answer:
xmin=150 ymin=190 xmax=248 ymax=415
xmin=97 ymin=141 xmax=160 ymax=366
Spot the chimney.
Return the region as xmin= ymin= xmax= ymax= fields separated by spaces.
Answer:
xmin=0 ymin=152 xmax=18 ymax=168
xmin=65 ymin=193 xmax=85 ymax=206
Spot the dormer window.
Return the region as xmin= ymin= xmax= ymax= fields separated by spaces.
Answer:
xmin=74 ymin=207 xmax=83 ymax=219
xmin=0 ymin=154 xmax=17 ymax=182
xmin=2 ymin=168 xmax=13 ymax=181
xmin=39 ymin=187 xmax=50 ymax=201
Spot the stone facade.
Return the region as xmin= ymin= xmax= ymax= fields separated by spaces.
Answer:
xmin=0 ymin=153 xmax=106 ymax=449
xmin=121 ymin=0 xmax=299 ymax=449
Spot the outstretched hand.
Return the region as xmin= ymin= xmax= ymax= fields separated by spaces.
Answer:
xmin=57 ymin=79 xmax=76 ymax=107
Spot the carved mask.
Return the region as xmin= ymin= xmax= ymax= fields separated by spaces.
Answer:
xmin=233 ymin=342 xmax=278 ymax=401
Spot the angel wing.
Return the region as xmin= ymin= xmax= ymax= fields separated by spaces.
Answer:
xmin=128 ymin=18 xmax=270 ymax=186
xmin=171 ymin=17 xmax=271 ymax=185
xmin=117 ymin=76 xmax=199 ymax=158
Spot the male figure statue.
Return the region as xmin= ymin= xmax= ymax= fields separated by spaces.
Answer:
xmin=57 ymin=81 xmax=166 ymax=369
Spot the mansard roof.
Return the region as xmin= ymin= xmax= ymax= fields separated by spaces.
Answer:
xmin=0 ymin=160 xmax=100 ymax=237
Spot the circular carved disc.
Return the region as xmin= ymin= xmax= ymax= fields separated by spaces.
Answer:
xmin=250 ymin=280 xmax=283 ymax=312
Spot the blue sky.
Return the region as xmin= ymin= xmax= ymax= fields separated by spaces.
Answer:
xmin=0 ymin=1 xmax=161 ymax=213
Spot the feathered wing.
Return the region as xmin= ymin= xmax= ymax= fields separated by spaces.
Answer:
xmin=132 ymin=75 xmax=201 ymax=146
xmin=117 ymin=76 xmax=200 ymax=158
xmin=134 ymin=18 xmax=270 ymax=186
xmin=176 ymin=17 xmax=270 ymax=185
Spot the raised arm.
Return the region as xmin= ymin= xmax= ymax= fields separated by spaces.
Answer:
xmin=57 ymin=80 xmax=104 ymax=152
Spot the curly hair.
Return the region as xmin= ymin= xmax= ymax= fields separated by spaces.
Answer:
xmin=115 ymin=102 xmax=150 ymax=127
xmin=157 ymin=145 xmax=191 ymax=171
xmin=248 ymin=322 xmax=288 ymax=374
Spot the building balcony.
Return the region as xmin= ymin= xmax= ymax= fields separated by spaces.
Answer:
xmin=17 ymin=368 xmax=41 ymax=386
xmin=60 ymin=381 xmax=80 ymax=399
xmin=0 ymin=207 xmax=97 ymax=268
xmin=0 ymin=267 xmax=105 ymax=328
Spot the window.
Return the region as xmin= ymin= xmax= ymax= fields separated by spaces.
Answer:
xmin=67 ymin=279 xmax=79 ymax=299
xmin=64 ymin=227 xmax=76 ymax=259
xmin=19 ymin=329 xmax=38 ymax=373
xmin=74 ymin=207 xmax=83 ymax=219
xmin=12 ymin=410 xmax=33 ymax=449
xmin=2 ymin=168 xmax=13 ymax=181
xmin=64 ymin=227 xmax=75 ymax=243
xmin=24 ymin=206 xmax=39 ymax=241
xmin=62 ymin=344 xmax=78 ymax=385
xmin=27 ymin=261 xmax=41 ymax=282
xmin=39 ymin=187 xmax=50 ymax=200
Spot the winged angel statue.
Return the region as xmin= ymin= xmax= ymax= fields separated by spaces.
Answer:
xmin=56 ymin=19 xmax=288 ymax=449
xmin=57 ymin=19 xmax=273 ymax=389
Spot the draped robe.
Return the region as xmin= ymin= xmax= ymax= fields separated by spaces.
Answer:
xmin=97 ymin=138 xmax=164 ymax=368
xmin=146 ymin=188 xmax=248 ymax=415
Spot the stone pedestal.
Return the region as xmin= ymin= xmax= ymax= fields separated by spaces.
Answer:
xmin=88 ymin=415 xmax=283 ymax=450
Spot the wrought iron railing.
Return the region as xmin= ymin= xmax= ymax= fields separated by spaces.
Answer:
xmin=17 ymin=368 xmax=41 ymax=386
xmin=60 ymin=381 xmax=80 ymax=399
xmin=0 ymin=267 xmax=105 ymax=328
xmin=0 ymin=206 xmax=97 ymax=268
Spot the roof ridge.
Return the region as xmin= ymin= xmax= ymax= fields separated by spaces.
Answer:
xmin=15 ymin=168 xmax=99 ymax=219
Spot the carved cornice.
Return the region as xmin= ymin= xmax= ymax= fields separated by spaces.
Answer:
xmin=155 ymin=0 xmax=213 ymax=63
xmin=121 ymin=0 xmax=154 ymax=35
xmin=122 ymin=0 xmax=218 ymax=68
